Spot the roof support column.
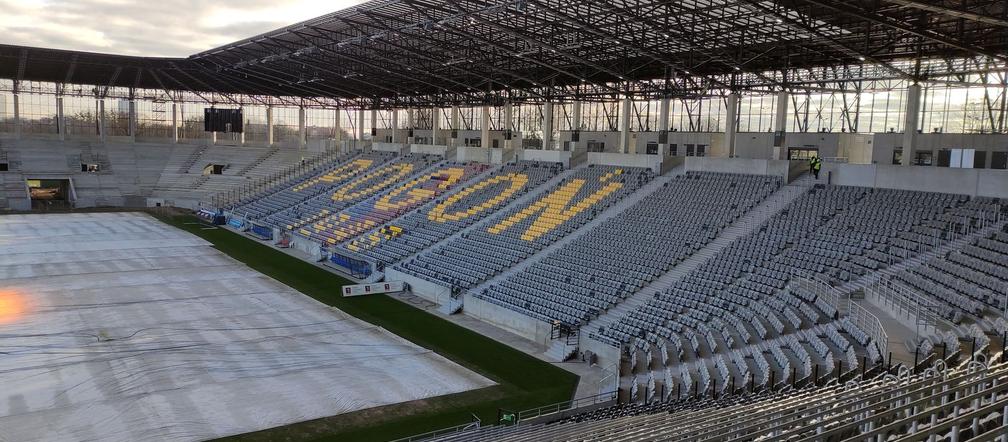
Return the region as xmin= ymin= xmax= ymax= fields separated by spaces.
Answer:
xmin=97 ymin=98 xmax=106 ymax=144
xmin=333 ymin=108 xmax=342 ymax=152
xmin=406 ymin=108 xmax=414 ymax=145
xmin=128 ymin=99 xmax=137 ymax=143
xmin=725 ymin=93 xmax=740 ymax=158
xmin=658 ymin=97 xmax=670 ymax=156
xmin=431 ymin=108 xmax=440 ymax=146
xmin=356 ymin=109 xmax=365 ymax=143
xmin=542 ymin=101 xmax=554 ymax=150
xmin=901 ymin=83 xmax=922 ymax=166
xmin=450 ymin=106 xmax=460 ymax=149
xmin=56 ymin=96 xmax=65 ymax=142
xmin=481 ymin=105 xmax=491 ymax=149
xmin=504 ymin=103 xmax=514 ymax=150
xmin=266 ymin=105 xmax=274 ymax=146
xmin=619 ymin=97 xmax=632 ymax=154
xmin=12 ymin=92 xmax=21 ymax=140
xmin=370 ymin=109 xmax=378 ymax=150
xmin=171 ymin=102 xmax=178 ymax=144
xmin=237 ymin=106 xmax=245 ymax=145
xmin=298 ymin=105 xmax=306 ymax=150
xmin=390 ymin=109 xmax=399 ymax=145
xmin=773 ymin=91 xmax=789 ymax=160
xmin=570 ymin=101 xmax=582 ymax=152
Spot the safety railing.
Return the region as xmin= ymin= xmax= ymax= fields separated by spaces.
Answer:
xmin=515 ymin=391 xmax=617 ymax=423
xmin=799 ymin=276 xmax=888 ymax=359
xmin=865 ymin=276 xmax=939 ymax=342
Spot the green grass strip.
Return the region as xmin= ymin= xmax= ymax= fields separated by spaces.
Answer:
xmin=158 ymin=214 xmax=578 ymax=442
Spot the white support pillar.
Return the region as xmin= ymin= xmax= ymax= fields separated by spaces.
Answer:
xmin=431 ymin=108 xmax=441 ymax=146
xmin=619 ymin=97 xmax=632 ymax=154
xmin=406 ymin=108 xmax=415 ymax=145
xmin=773 ymin=91 xmax=789 ymax=160
xmin=450 ymin=106 xmax=460 ymax=149
xmin=542 ymin=101 xmax=554 ymax=150
xmin=56 ymin=96 xmax=66 ymax=141
xmin=128 ymin=99 xmax=137 ymax=142
xmin=266 ymin=106 xmax=274 ymax=146
xmin=98 ymin=98 xmax=107 ymax=143
xmin=503 ymin=103 xmax=514 ymax=150
xmin=334 ymin=108 xmax=342 ymax=151
xmin=901 ymin=83 xmax=922 ymax=166
xmin=370 ymin=109 xmax=378 ymax=146
xmin=298 ymin=106 xmax=307 ymax=150
xmin=357 ymin=109 xmax=366 ymax=142
xmin=12 ymin=92 xmax=21 ymax=140
xmin=725 ymin=93 xmax=740 ymax=158
xmin=481 ymin=105 xmax=491 ymax=149
xmin=390 ymin=109 xmax=400 ymax=144
xmin=657 ymin=97 xmax=670 ymax=156
xmin=570 ymin=101 xmax=582 ymax=152
xmin=238 ymin=106 xmax=245 ymax=145
xmin=171 ymin=102 xmax=179 ymax=144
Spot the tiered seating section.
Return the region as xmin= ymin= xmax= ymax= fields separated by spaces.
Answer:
xmin=396 ymin=165 xmax=653 ymax=289
xmin=338 ymin=161 xmax=564 ymax=266
xmin=597 ymin=185 xmax=1003 ymax=396
xmin=477 ymin=172 xmax=781 ymax=327
xmin=897 ymin=222 xmax=1007 ymax=329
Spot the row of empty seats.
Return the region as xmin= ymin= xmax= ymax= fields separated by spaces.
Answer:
xmin=338 ymin=161 xmax=564 ymax=266
xmin=476 ymin=172 xmax=781 ymax=327
xmin=397 ymin=165 xmax=654 ymax=289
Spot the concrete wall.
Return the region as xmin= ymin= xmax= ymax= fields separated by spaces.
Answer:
xmin=463 ymin=293 xmax=553 ymax=346
xmin=518 ymin=149 xmax=571 ymax=167
xmin=409 ymin=143 xmax=448 ymax=157
xmin=579 ymin=335 xmax=622 ymax=368
xmin=588 ymin=152 xmax=662 ymax=172
xmin=371 ymin=142 xmax=407 ymax=154
xmin=823 ymin=163 xmax=1008 ymax=198
xmin=871 ymin=133 xmax=1008 ymax=166
xmin=384 ymin=268 xmax=452 ymax=305
xmin=685 ymin=157 xmax=791 ymax=180
xmin=838 ymin=133 xmax=875 ymax=164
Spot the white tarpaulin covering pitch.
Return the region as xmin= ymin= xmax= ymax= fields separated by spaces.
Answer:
xmin=0 ymin=212 xmax=493 ymax=442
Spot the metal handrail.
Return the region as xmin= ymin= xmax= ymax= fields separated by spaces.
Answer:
xmin=516 ymin=391 xmax=617 ymax=423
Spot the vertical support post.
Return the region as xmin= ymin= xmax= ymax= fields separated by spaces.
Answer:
xmin=774 ymin=91 xmax=789 ymax=160
xmin=98 ymin=98 xmax=106 ymax=143
xmin=390 ymin=108 xmax=399 ymax=145
xmin=725 ymin=93 xmax=739 ymax=158
xmin=238 ymin=106 xmax=245 ymax=145
xmin=371 ymin=109 xmax=379 ymax=146
xmin=56 ymin=96 xmax=66 ymax=141
xmin=431 ymin=108 xmax=441 ymax=146
xmin=266 ymin=105 xmax=274 ymax=146
xmin=481 ymin=105 xmax=491 ymax=150
xmin=357 ymin=108 xmax=366 ymax=143
xmin=298 ymin=105 xmax=306 ymax=150
xmin=333 ymin=107 xmax=342 ymax=152
xmin=171 ymin=102 xmax=179 ymax=144
xmin=450 ymin=106 xmax=460 ymax=149
xmin=128 ymin=99 xmax=137 ymax=143
xmin=570 ymin=101 xmax=583 ymax=152
xmin=619 ymin=96 xmax=632 ymax=153
xmin=12 ymin=90 xmax=21 ymax=140
xmin=657 ymin=97 xmax=670 ymax=156
xmin=542 ymin=101 xmax=554 ymax=150
xmin=504 ymin=103 xmax=514 ymax=150
xmin=406 ymin=107 xmax=415 ymax=145
xmin=901 ymin=83 xmax=922 ymax=166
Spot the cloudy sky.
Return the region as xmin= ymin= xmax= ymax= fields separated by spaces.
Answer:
xmin=0 ymin=0 xmax=366 ymax=57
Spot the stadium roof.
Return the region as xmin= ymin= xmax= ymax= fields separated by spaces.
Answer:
xmin=2 ymin=0 xmax=1007 ymax=107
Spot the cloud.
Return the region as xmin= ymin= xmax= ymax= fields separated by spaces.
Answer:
xmin=0 ymin=0 xmax=366 ymax=56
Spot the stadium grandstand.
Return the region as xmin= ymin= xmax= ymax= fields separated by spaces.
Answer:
xmin=1 ymin=0 xmax=1008 ymax=441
